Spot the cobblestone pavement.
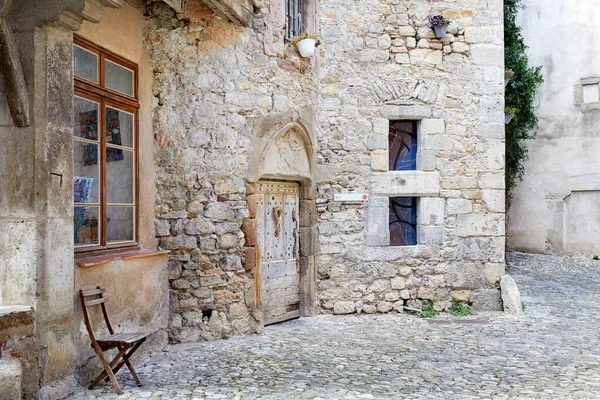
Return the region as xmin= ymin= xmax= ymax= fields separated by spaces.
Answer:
xmin=69 ymin=252 xmax=600 ymax=399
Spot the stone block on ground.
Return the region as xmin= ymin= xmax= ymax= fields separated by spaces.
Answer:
xmin=471 ymin=288 xmax=502 ymax=311
xmin=0 ymin=356 xmax=21 ymax=400
xmin=500 ymin=274 xmax=523 ymax=314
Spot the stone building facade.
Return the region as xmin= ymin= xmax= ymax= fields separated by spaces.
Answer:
xmin=0 ymin=0 xmax=504 ymax=397
xmin=508 ymin=0 xmax=600 ymax=256
xmin=148 ymin=0 xmax=506 ymax=342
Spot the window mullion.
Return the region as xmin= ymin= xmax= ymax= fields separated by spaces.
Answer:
xmin=100 ymin=99 xmax=107 ymax=247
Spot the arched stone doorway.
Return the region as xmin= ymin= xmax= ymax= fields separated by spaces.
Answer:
xmin=246 ymin=120 xmax=317 ymax=325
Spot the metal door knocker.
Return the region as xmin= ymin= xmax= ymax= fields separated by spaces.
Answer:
xmin=273 ymin=206 xmax=283 ymax=241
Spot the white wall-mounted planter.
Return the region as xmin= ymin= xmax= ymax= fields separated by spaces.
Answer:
xmin=432 ymin=24 xmax=448 ymax=38
xmin=296 ymin=38 xmax=316 ymax=58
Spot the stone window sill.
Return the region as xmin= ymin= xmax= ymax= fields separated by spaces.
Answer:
xmin=75 ymin=249 xmax=170 ymax=268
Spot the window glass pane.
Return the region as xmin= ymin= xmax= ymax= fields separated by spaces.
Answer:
xmin=106 ymin=107 xmax=134 ymax=148
xmin=74 ymin=45 xmax=98 ymax=83
xmin=107 ymin=207 xmax=134 ymax=242
xmin=390 ymin=197 xmax=417 ymax=246
xmin=106 ymin=148 xmax=134 ymax=204
xmin=105 ymin=59 xmax=134 ymax=96
xmin=74 ymin=142 xmax=100 ymax=203
xmin=74 ymin=206 xmax=100 ymax=245
xmin=74 ymin=97 xmax=99 ymax=141
xmin=389 ymin=121 xmax=417 ymax=171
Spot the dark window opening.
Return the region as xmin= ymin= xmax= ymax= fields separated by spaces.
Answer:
xmin=285 ymin=0 xmax=305 ymax=42
xmin=389 ymin=120 xmax=417 ymax=171
xmin=390 ymin=197 xmax=417 ymax=246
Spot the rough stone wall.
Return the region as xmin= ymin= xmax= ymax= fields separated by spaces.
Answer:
xmin=145 ymin=1 xmax=317 ymax=342
xmin=507 ymin=0 xmax=600 ymax=256
xmin=315 ymin=0 xmax=506 ymax=313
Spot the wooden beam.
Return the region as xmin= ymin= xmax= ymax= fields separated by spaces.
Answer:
xmin=0 ymin=0 xmax=29 ymax=127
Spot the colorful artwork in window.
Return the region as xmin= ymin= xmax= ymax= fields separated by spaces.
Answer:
xmin=106 ymin=108 xmax=124 ymax=162
xmin=79 ymin=110 xmax=98 ymax=140
xmin=389 ymin=120 xmax=417 ymax=171
xmin=83 ymin=144 xmax=98 ymax=166
xmin=390 ymin=197 xmax=417 ymax=246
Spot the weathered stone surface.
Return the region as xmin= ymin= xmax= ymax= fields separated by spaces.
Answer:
xmin=0 ymin=357 xmax=21 ymax=400
xmin=500 ymin=274 xmax=523 ymax=315
xmin=146 ymin=0 xmax=506 ymax=344
xmin=390 ymin=277 xmax=405 ymax=290
xmin=471 ymin=289 xmax=502 ymax=311
xmin=333 ymin=301 xmax=356 ymax=315
xmin=67 ymin=253 xmax=600 ymax=399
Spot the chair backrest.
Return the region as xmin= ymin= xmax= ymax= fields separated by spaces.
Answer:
xmin=79 ymin=287 xmax=114 ymax=343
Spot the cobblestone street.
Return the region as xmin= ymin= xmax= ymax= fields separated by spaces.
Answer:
xmin=69 ymin=252 xmax=600 ymax=399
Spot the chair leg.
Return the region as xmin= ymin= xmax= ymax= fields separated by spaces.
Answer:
xmin=105 ymin=341 xmax=144 ymax=387
xmin=93 ymin=346 xmax=129 ymax=386
xmin=123 ymin=340 xmax=145 ymax=387
xmin=89 ymin=344 xmax=124 ymax=395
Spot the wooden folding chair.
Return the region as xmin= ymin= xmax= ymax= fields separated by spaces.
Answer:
xmin=79 ymin=286 xmax=149 ymax=395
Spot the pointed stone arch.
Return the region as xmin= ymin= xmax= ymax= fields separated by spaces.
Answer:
xmin=248 ymin=120 xmax=316 ymax=184
xmin=245 ymin=118 xmax=318 ymax=325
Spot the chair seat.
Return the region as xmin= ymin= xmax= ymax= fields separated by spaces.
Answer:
xmin=96 ymin=332 xmax=148 ymax=348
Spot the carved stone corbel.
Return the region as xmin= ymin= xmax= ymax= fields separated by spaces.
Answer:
xmin=0 ymin=0 xmax=29 ymax=127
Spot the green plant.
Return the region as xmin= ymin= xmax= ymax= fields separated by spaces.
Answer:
xmin=505 ymin=106 xmax=518 ymax=121
xmin=593 ymin=255 xmax=599 ymax=261
xmin=448 ymin=299 xmax=475 ymax=317
xmin=417 ymin=301 xmax=440 ymax=318
xmin=505 ymin=0 xmax=544 ymax=208
xmin=288 ymin=31 xmax=319 ymax=47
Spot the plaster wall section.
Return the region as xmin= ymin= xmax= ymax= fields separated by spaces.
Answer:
xmin=72 ymin=1 xmax=169 ymax=383
xmin=145 ymin=1 xmax=318 ymax=342
xmin=73 ymin=256 xmax=169 ymax=386
xmin=508 ymin=0 xmax=600 ymax=256
xmin=316 ymin=0 xmax=506 ymax=313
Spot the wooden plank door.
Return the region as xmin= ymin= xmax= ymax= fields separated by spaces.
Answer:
xmin=257 ymin=181 xmax=300 ymax=325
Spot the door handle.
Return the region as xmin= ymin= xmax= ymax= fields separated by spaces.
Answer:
xmin=273 ymin=206 xmax=283 ymax=241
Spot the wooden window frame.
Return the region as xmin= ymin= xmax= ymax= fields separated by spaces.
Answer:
xmin=73 ymin=35 xmax=140 ymax=255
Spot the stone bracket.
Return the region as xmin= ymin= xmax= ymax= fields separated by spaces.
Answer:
xmin=0 ymin=0 xmax=29 ymax=127
xmin=200 ymin=0 xmax=254 ymax=27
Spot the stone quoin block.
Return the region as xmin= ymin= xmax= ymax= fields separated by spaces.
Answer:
xmin=418 ymin=197 xmax=445 ymax=226
xmin=299 ymin=200 xmax=317 ymax=227
xmin=370 ymin=150 xmax=388 ymax=172
xmin=365 ymin=197 xmax=390 ymax=247
xmin=241 ymin=219 xmax=258 ymax=247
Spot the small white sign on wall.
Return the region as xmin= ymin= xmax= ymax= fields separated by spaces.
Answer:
xmin=334 ymin=193 xmax=369 ymax=202
xmin=583 ymin=83 xmax=600 ymax=104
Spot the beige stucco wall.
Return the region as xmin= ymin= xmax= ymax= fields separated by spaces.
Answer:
xmin=507 ymin=0 xmax=600 ymax=255
xmin=72 ymin=1 xmax=168 ymax=383
xmin=73 ymin=255 xmax=169 ymax=384
xmin=77 ymin=1 xmax=157 ymax=249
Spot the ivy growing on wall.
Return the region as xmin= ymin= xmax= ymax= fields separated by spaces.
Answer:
xmin=504 ymin=0 xmax=543 ymax=207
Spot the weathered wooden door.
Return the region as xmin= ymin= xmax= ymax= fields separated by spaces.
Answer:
xmin=257 ymin=181 xmax=300 ymax=325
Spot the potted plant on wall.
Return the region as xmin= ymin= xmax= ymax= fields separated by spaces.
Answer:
xmin=289 ymin=31 xmax=319 ymax=58
xmin=429 ymin=14 xmax=451 ymax=38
